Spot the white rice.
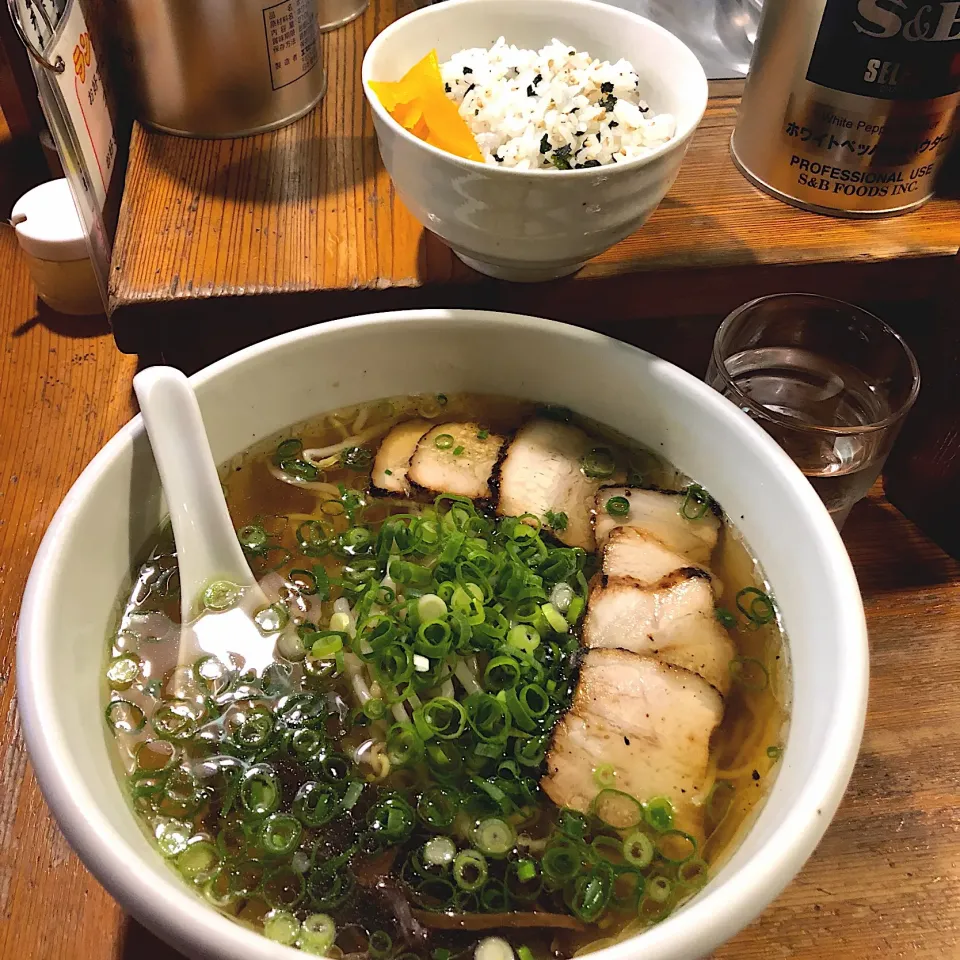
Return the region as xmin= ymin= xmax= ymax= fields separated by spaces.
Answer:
xmin=440 ymin=38 xmax=676 ymax=170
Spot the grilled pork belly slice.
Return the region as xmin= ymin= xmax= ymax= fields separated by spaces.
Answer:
xmin=541 ymin=649 xmax=722 ymax=835
xmin=406 ymin=422 xmax=505 ymax=500
xmin=582 ymin=573 xmax=734 ymax=694
xmin=496 ymin=418 xmax=622 ymax=550
xmin=594 ymin=486 xmax=720 ymax=563
xmin=601 ymin=527 xmax=722 ymax=596
xmin=371 ymin=419 xmax=431 ymax=496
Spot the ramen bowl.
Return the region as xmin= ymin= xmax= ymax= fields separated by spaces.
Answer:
xmin=18 ymin=310 xmax=867 ymax=960
xmin=362 ymin=0 xmax=708 ymax=282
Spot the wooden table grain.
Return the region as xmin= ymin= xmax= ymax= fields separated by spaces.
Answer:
xmin=2 ymin=124 xmax=960 ymax=960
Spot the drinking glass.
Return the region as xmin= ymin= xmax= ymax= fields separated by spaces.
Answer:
xmin=706 ymin=294 xmax=920 ymax=528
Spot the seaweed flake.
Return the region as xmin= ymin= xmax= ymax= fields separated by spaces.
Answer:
xmin=527 ymin=84 xmax=536 ymax=97
xmin=463 ymin=66 xmax=473 ymax=75
xmin=539 ymin=133 xmax=551 ymax=154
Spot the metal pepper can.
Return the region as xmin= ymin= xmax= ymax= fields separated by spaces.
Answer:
xmin=731 ymin=0 xmax=960 ymax=217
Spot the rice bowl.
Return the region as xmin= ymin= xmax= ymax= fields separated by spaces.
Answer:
xmin=361 ymin=0 xmax=709 ymax=281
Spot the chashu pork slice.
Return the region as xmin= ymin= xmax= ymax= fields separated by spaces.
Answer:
xmin=371 ymin=419 xmax=431 ymax=496
xmin=542 ymin=649 xmax=723 ymax=835
xmin=496 ymin=418 xmax=623 ymax=550
xmin=602 ymin=527 xmax=722 ymax=597
xmin=582 ymin=573 xmax=734 ymax=694
xmin=594 ymin=486 xmax=721 ymax=563
xmin=407 ymin=422 xmax=505 ymax=500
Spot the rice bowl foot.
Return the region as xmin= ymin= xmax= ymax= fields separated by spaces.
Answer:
xmin=453 ymin=249 xmax=588 ymax=282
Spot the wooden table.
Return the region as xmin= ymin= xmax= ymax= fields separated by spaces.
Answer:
xmin=105 ymin=0 xmax=960 ymax=361
xmin=1 ymin=171 xmax=959 ymax=960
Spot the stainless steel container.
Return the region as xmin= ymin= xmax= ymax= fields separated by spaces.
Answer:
xmin=731 ymin=0 xmax=960 ymax=217
xmin=115 ymin=0 xmax=327 ymax=138
xmin=318 ymin=0 xmax=368 ymax=32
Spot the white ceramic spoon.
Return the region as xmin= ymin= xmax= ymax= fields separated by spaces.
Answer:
xmin=133 ymin=366 xmax=276 ymax=674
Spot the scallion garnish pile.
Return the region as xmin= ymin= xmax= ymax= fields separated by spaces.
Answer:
xmin=105 ymin=438 xmax=713 ymax=957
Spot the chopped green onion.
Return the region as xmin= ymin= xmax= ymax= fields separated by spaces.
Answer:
xmin=369 ymin=931 xmax=393 ymax=958
xmin=645 ymin=874 xmax=673 ymax=904
xmin=363 ymin=698 xmax=386 ymax=721
xmin=453 ymin=445 xmax=465 ymax=456
xmin=557 ymin=808 xmax=590 ymax=840
xmin=680 ymin=483 xmax=712 ymax=520
xmin=517 ymin=948 xmax=535 ymax=960
xmin=506 ymin=624 xmax=540 ymax=654
xmin=644 ymin=796 xmax=675 ymax=833
xmin=105 ymin=699 xmax=145 ymax=735
xmin=656 ymin=829 xmax=697 ymax=863
xmin=311 ymin=633 xmax=344 ymax=658
xmin=241 ymin=765 xmax=281 ymax=817
xmin=263 ymin=910 xmax=301 ymax=946
xmin=259 ymin=813 xmax=302 ymax=857
xmin=623 ymin=831 xmax=655 ymax=868
xmin=298 ymin=913 xmax=336 ymax=955
xmin=418 ymin=786 xmax=461 ymax=830
xmin=678 ymin=858 xmax=709 ymax=889
xmin=541 ymin=602 xmax=568 ymax=634
xmin=735 ymin=586 xmax=776 ymax=626
xmin=417 ymin=593 xmax=448 ymax=622
xmin=434 ymin=434 xmax=455 ymax=450
xmin=201 ymin=579 xmax=242 ymax=612
xmin=423 ymin=836 xmax=457 ymax=866
xmin=580 ymin=447 xmax=617 ymax=479
xmin=176 ymin=839 xmax=220 ymax=883
xmin=340 ymin=446 xmax=373 ymax=470
xmin=477 ymin=428 xmax=489 ymax=440
xmin=570 ymin=865 xmax=613 ymax=922
xmin=544 ymin=509 xmax=568 ymax=532
xmin=150 ymin=700 xmax=198 ymax=741
xmin=484 ymin=655 xmax=521 ymax=691
xmin=105 ymin=654 xmax=141 ymax=690
xmin=542 ymin=838 xmax=582 ymax=883
xmin=238 ymin=523 xmax=269 ymax=552
xmin=254 ymin=602 xmax=289 ymax=635
xmin=368 ymin=794 xmax=416 ymax=843
xmin=155 ymin=819 xmax=191 ymax=858
xmin=263 ymin=865 xmax=306 ymax=909
xmin=593 ymin=789 xmax=644 ymax=830
xmin=593 ymin=763 xmax=617 ymax=787
xmin=605 ymin=495 xmax=630 ymax=517
xmin=767 ymin=744 xmax=783 ymax=760
xmin=421 ymin=697 xmax=467 ymax=740
xmin=452 ymin=849 xmax=488 ymax=891
xmin=387 ymin=722 xmax=425 ymax=768
xmin=473 ymin=817 xmax=515 ymax=857
xmin=729 ymin=656 xmax=770 ymax=692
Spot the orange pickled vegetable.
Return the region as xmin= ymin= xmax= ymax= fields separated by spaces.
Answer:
xmin=370 ymin=51 xmax=483 ymax=162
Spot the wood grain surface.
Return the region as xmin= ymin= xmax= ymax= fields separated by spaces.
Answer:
xmin=109 ymin=0 xmax=960 ymax=320
xmin=3 ymin=119 xmax=960 ymax=960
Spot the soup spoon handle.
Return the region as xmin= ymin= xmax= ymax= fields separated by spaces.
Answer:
xmin=133 ymin=366 xmax=257 ymax=621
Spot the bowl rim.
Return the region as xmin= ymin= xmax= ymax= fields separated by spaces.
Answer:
xmin=17 ymin=309 xmax=868 ymax=960
xmin=360 ymin=0 xmax=709 ymax=177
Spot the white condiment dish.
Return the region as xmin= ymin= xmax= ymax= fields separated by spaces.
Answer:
xmin=361 ymin=0 xmax=708 ymax=282
xmin=18 ymin=310 xmax=867 ymax=960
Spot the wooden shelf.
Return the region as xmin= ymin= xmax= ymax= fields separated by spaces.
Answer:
xmin=108 ymin=0 xmax=959 ymax=356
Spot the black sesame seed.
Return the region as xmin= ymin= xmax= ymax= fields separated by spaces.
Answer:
xmin=462 ymin=66 xmax=473 ymax=75
xmin=608 ymin=120 xmax=619 ymax=128
xmin=596 ymin=132 xmax=602 ymax=141
xmin=583 ymin=159 xmax=601 ymax=167
xmin=574 ymin=130 xmax=585 ymax=137
xmin=639 ymin=104 xmax=649 ymax=113
xmin=568 ymin=49 xmax=575 ymax=55
xmin=493 ymin=152 xmax=504 ymax=163
xmin=444 ymin=83 xmax=451 ymax=93
xmin=752 ymin=769 xmax=761 ymax=781
xmin=600 ymin=81 xmax=614 ymax=93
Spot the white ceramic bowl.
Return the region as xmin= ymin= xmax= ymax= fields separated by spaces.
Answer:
xmin=18 ymin=311 xmax=867 ymax=960
xmin=361 ymin=0 xmax=708 ymax=282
